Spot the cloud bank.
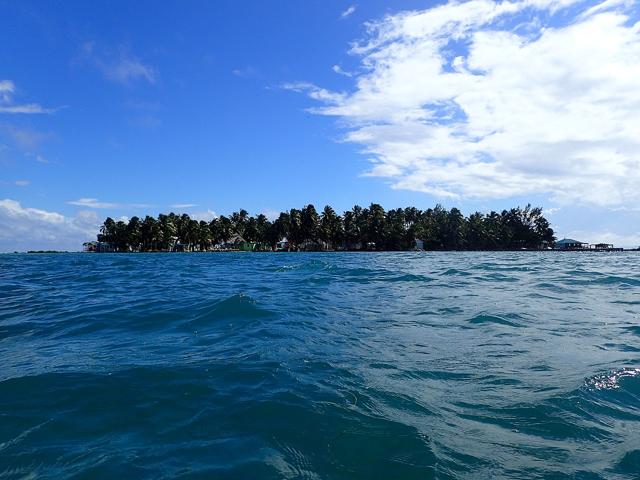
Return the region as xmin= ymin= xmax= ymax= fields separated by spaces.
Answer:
xmin=292 ymin=0 xmax=640 ymax=207
xmin=0 ymin=199 xmax=98 ymax=252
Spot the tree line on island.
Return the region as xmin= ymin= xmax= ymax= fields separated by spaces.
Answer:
xmin=91 ymin=203 xmax=555 ymax=252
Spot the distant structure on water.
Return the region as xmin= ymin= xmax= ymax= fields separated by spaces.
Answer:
xmin=554 ymin=238 xmax=623 ymax=252
xmin=82 ymin=241 xmax=115 ymax=253
xmin=555 ymin=238 xmax=589 ymax=250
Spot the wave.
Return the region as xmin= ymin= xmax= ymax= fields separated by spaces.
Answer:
xmin=273 ymin=259 xmax=335 ymax=273
xmin=184 ymin=294 xmax=277 ymax=333
xmin=569 ymin=275 xmax=640 ymax=287
xmin=468 ymin=314 xmax=524 ymax=328
xmin=623 ymin=325 xmax=640 ymax=336
xmin=584 ymin=367 xmax=640 ymax=391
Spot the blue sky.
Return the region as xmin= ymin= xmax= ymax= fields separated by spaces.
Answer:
xmin=1 ymin=0 xmax=640 ymax=250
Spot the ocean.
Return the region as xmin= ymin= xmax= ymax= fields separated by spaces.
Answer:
xmin=1 ymin=252 xmax=639 ymax=479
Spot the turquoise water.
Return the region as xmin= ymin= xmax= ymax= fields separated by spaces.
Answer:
xmin=1 ymin=252 xmax=639 ymax=479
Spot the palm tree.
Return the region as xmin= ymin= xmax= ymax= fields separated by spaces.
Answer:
xmin=187 ymin=219 xmax=200 ymax=251
xmin=113 ymin=220 xmax=128 ymax=251
xmin=320 ymin=205 xmax=342 ymax=250
xmin=198 ymin=220 xmax=211 ymax=251
xmin=385 ymin=208 xmax=407 ymax=250
xmin=445 ymin=208 xmax=466 ymax=250
xmin=231 ymin=209 xmax=249 ymax=236
xmin=365 ymin=203 xmax=386 ymax=249
xmin=127 ymin=216 xmax=142 ymax=251
xmin=467 ymin=212 xmax=487 ymax=250
xmin=99 ymin=217 xmax=116 ymax=243
xmin=343 ymin=208 xmax=360 ymax=250
xmin=301 ymin=204 xmax=319 ymax=248
xmin=288 ymin=209 xmax=303 ymax=250
xmin=217 ymin=216 xmax=233 ymax=244
xmin=270 ymin=212 xmax=291 ymax=250
xmin=255 ymin=214 xmax=271 ymax=249
xmin=140 ymin=216 xmax=158 ymax=251
xmin=244 ymin=216 xmax=259 ymax=242
xmin=176 ymin=214 xmax=191 ymax=247
xmin=158 ymin=214 xmax=177 ymax=251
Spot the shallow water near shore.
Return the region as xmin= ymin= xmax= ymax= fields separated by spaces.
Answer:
xmin=1 ymin=251 xmax=639 ymax=479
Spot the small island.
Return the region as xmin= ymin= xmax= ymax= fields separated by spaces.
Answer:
xmin=85 ymin=203 xmax=560 ymax=252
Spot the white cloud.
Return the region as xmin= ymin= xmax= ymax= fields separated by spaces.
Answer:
xmin=543 ymin=207 xmax=561 ymax=215
xmin=261 ymin=209 xmax=280 ymax=221
xmin=282 ymin=82 xmax=347 ymax=104
xmin=0 ymin=104 xmax=57 ymax=114
xmin=67 ymin=198 xmax=120 ymax=209
xmin=14 ymin=180 xmax=30 ymax=187
xmin=292 ymin=0 xmax=640 ymax=208
xmin=0 ymin=80 xmax=15 ymax=103
xmin=169 ymin=203 xmax=198 ymax=209
xmin=66 ymin=198 xmax=153 ymax=210
xmin=332 ymin=64 xmax=353 ymax=77
xmin=189 ymin=209 xmax=217 ymax=221
xmin=0 ymin=199 xmax=98 ymax=251
xmin=83 ymin=42 xmax=156 ymax=85
xmin=340 ymin=5 xmax=357 ymax=19
xmin=581 ymin=0 xmax=632 ymax=17
xmin=0 ymin=79 xmax=57 ymax=114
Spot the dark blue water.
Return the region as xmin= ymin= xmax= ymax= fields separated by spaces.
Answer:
xmin=1 ymin=252 xmax=639 ymax=479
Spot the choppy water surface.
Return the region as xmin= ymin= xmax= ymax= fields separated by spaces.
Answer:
xmin=1 ymin=252 xmax=639 ymax=479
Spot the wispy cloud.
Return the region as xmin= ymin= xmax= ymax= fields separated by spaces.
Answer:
xmin=82 ymin=42 xmax=157 ymax=85
xmin=67 ymin=198 xmax=154 ymax=209
xmin=232 ymin=66 xmax=257 ymax=78
xmin=0 ymin=80 xmax=13 ymax=103
xmin=0 ymin=104 xmax=58 ymax=114
xmin=67 ymin=198 xmax=119 ymax=209
xmin=14 ymin=180 xmax=30 ymax=187
xmin=543 ymin=207 xmax=561 ymax=216
xmin=340 ymin=5 xmax=357 ymax=19
xmin=332 ymin=65 xmax=353 ymax=77
xmin=281 ymin=82 xmax=346 ymax=105
xmin=291 ymin=0 xmax=640 ymax=208
xmin=0 ymin=124 xmax=54 ymax=150
xmin=169 ymin=203 xmax=198 ymax=209
xmin=0 ymin=80 xmax=58 ymax=114
xmin=128 ymin=115 xmax=162 ymax=128
xmin=24 ymin=152 xmax=50 ymax=164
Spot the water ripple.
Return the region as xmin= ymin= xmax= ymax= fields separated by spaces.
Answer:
xmin=0 ymin=251 xmax=639 ymax=479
